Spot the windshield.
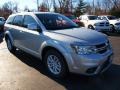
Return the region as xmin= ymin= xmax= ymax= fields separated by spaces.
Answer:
xmin=88 ymin=16 xmax=98 ymax=20
xmin=36 ymin=13 xmax=78 ymax=30
xmin=66 ymin=15 xmax=76 ymax=20
xmin=107 ymin=16 xmax=118 ymax=20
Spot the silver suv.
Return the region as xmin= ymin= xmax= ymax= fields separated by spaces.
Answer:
xmin=4 ymin=12 xmax=113 ymax=78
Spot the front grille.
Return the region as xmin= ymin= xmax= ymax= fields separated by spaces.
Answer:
xmin=99 ymin=24 xmax=104 ymax=26
xmin=100 ymin=23 xmax=104 ymax=24
xmin=99 ymin=22 xmax=109 ymax=26
xmin=95 ymin=42 xmax=109 ymax=54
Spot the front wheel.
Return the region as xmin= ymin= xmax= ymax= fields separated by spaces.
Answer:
xmin=44 ymin=49 xmax=68 ymax=78
xmin=88 ymin=25 xmax=94 ymax=30
xmin=110 ymin=24 xmax=116 ymax=33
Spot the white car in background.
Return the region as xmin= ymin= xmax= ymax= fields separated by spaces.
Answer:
xmin=79 ymin=15 xmax=110 ymax=32
xmin=98 ymin=15 xmax=120 ymax=32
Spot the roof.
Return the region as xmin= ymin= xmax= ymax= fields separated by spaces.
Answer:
xmin=99 ymin=15 xmax=112 ymax=16
xmin=80 ymin=15 xmax=97 ymax=17
xmin=9 ymin=12 xmax=58 ymax=17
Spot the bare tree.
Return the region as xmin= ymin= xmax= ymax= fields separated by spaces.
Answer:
xmin=39 ymin=2 xmax=49 ymax=12
xmin=0 ymin=1 xmax=18 ymax=19
xmin=57 ymin=0 xmax=73 ymax=13
xmin=110 ymin=0 xmax=120 ymax=9
xmin=45 ymin=0 xmax=53 ymax=11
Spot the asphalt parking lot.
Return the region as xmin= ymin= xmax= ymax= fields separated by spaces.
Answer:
xmin=0 ymin=32 xmax=120 ymax=90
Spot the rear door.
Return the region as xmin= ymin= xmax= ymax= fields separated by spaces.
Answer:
xmin=18 ymin=15 xmax=44 ymax=55
xmin=5 ymin=15 xmax=24 ymax=47
xmin=11 ymin=15 xmax=24 ymax=47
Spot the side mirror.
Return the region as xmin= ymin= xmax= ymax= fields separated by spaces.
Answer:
xmin=27 ymin=23 xmax=42 ymax=33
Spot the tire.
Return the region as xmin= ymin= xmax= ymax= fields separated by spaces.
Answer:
xmin=110 ymin=24 xmax=116 ymax=33
xmin=88 ymin=25 xmax=94 ymax=30
xmin=6 ymin=36 xmax=16 ymax=53
xmin=43 ymin=49 xmax=68 ymax=78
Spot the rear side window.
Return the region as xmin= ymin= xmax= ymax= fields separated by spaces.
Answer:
xmin=6 ymin=16 xmax=14 ymax=24
xmin=13 ymin=15 xmax=23 ymax=26
xmin=23 ymin=15 xmax=37 ymax=28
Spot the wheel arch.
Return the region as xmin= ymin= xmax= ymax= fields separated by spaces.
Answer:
xmin=41 ymin=46 xmax=69 ymax=71
xmin=5 ymin=31 xmax=14 ymax=45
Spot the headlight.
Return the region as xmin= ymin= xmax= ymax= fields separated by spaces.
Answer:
xmin=71 ymin=44 xmax=96 ymax=55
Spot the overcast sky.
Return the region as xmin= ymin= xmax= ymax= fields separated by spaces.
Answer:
xmin=0 ymin=0 xmax=92 ymax=10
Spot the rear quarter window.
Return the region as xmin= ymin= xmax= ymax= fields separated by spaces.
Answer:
xmin=6 ymin=16 xmax=15 ymax=24
xmin=13 ymin=15 xmax=23 ymax=26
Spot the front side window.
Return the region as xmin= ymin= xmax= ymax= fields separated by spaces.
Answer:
xmin=13 ymin=15 xmax=23 ymax=26
xmin=36 ymin=14 xmax=78 ymax=30
xmin=6 ymin=16 xmax=15 ymax=24
xmin=23 ymin=15 xmax=37 ymax=28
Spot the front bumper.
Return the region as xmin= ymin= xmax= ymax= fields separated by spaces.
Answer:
xmin=93 ymin=26 xmax=110 ymax=32
xmin=67 ymin=49 xmax=113 ymax=75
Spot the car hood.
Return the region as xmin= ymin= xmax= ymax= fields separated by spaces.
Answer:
xmin=44 ymin=28 xmax=108 ymax=45
xmin=109 ymin=19 xmax=120 ymax=24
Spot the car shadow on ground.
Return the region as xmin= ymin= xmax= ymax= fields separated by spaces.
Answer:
xmin=0 ymin=32 xmax=4 ymax=43
xmin=13 ymin=50 xmax=120 ymax=90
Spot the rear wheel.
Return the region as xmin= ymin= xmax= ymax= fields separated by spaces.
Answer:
xmin=44 ymin=49 xmax=68 ymax=78
xmin=6 ymin=36 xmax=16 ymax=53
xmin=88 ymin=25 xmax=94 ymax=30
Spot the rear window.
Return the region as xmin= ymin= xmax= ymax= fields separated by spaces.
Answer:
xmin=6 ymin=16 xmax=15 ymax=24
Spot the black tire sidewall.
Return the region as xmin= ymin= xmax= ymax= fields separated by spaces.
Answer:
xmin=110 ymin=25 xmax=116 ymax=33
xmin=88 ymin=25 xmax=94 ymax=30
